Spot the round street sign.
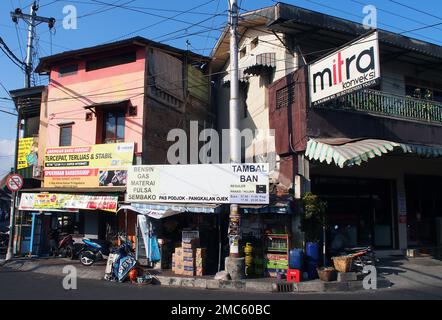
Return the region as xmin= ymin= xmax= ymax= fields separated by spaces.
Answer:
xmin=6 ymin=174 xmax=24 ymax=192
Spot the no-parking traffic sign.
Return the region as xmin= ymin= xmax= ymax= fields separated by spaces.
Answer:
xmin=6 ymin=174 xmax=24 ymax=192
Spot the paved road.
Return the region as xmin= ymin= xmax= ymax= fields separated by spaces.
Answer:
xmin=0 ymin=267 xmax=441 ymax=300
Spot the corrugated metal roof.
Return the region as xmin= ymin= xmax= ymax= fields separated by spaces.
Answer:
xmin=36 ymin=36 xmax=210 ymax=74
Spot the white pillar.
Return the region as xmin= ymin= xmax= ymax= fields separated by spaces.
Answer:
xmin=396 ymin=175 xmax=408 ymax=250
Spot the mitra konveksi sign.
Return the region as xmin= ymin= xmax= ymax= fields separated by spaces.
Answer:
xmin=309 ymin=31 xmax=380 ymax=105
xmin=126 ymin=163 xmax=269 ymax=204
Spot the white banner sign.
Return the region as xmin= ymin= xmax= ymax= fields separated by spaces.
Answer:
xmin=309 ymin=31 xmax=380 ymax=105
xmin=19 ymin=193 xmax=119 ymax=212
xmin=126 ymin=163 xmax=269 ymax=204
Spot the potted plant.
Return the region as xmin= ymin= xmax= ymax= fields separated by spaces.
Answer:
xmin=300 ymin=192 xmax=328 ymax=279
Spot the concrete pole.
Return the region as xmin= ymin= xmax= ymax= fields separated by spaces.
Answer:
xmin=5 ymin=2 xmax=36 ymax=261
xmin=225 ymin=0 xmax=245 ymax=280
xmin=5 ymin=115 xmax=22 ymax=261
xmin=25 ymin=2 xmax=37 ymax=88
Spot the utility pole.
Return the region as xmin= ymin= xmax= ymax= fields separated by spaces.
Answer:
xmin=11 ymin=1 xmax=55 ymax=88
xmin=5 ymin=1 xmax=55 ymax=261
xmin=225 ymin=0 xmax=245 ymax=280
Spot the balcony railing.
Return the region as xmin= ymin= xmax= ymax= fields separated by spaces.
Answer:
xmin=321 ymin=89 xmax=442 ymax=124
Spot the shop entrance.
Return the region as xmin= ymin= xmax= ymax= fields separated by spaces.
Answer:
xmin=312 ymin=176 xmax=397 ymax=250
xmin=405 ymin=175 xmax=442 ymax=248
xmin=157 ymin=212 xmax=225 ymax=275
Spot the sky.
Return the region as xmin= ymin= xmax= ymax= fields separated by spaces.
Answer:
xmin=0 ymin=0 xmax=441 ymax=175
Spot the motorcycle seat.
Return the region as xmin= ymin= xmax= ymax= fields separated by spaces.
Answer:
xmin=82 ymin=239 xmax=102 ymax=249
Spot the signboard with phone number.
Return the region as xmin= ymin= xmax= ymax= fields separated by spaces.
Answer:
xmin=126 ymin=163 xmax=269 ymax=204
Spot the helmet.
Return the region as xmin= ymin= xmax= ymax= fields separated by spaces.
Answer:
xmin=128 ymin=268 xmax=139 ymax=282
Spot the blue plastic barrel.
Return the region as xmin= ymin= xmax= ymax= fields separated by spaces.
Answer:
xmin=305 ymin=242 xmax=319 ymax=279
xmin=306 ymin=242 xmax=319 ymax=263
xmin=289 ymin=249 xmax=303 ymax=270
xmin=307 ymin=261 xmax=318 ymax=279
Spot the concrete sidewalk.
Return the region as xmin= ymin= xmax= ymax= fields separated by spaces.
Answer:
xmin=1 ymin=257 xmax=391 ymax=293
xmin=376 ymin=256 xmax=442 ymax=292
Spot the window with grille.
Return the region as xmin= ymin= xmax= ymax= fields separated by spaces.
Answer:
xmin=276 ymin=83 xmax=295 ymax=109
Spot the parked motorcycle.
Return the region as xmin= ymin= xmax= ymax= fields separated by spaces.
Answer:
xmin=104 ymin=233 xmax=144 ymax=283
xmin=343 ymin=246 xmax=378 ymax=272
xmin=58 ymin=234 xmax=75 ymax=259
xmin=78 ymin=238 xmax=111 ymax=266
xmin=329 ymin=225 xmax=379 ymax=272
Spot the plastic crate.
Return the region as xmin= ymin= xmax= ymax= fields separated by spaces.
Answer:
xmin=286 ymin=269 xmax=301 ymax=283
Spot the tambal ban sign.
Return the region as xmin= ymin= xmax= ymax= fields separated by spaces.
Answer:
xmin=6 ymin=174 xmax=24 ymax=192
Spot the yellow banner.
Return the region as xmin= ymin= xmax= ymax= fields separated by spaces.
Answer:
xmin=43 ymin=142 xmax=134 ymax=188
xmin=17 ymin=137 xmax=38 ymax=170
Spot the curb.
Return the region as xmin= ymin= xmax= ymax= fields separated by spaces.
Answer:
xmin=2 ymin=259 xmax=391 ymax=293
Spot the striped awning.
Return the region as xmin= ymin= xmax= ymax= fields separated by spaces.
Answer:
xmin=243 ymin=52 xmax=276 ymax=76
xmin=305 ymin=138 xmax=442 ymax=168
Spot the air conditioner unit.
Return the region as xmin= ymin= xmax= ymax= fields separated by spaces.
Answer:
xmin=32 ymin=165 xmax=43 ymax=179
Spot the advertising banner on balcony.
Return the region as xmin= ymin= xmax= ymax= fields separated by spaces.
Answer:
xmin=17 ymin=137 xmax=38 ymax=170
xmin=19 ymin=193 xmax=118 ymax=212
xmin=309 ymin=31 xmax=380 ymax=105
xmin=43 ymin=142 xmax=134 ymax=188
xmin=126 ymin=163 xmax=269 ymax=204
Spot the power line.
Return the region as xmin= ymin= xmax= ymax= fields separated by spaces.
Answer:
xmin=0 ymin=37 xmax=26 ymax=71
xmin=5 ymin=52 xmax=415 ymax=107
xmin=53 ymin=0 xmax=226 ymax=16
xmin=350 ymin=0 xmax=442 ymax=32
xmin=89 ymin=0 xmax=224 ymax=39
xmin=76 ymin=0 xmax=137 ymax=20
xmin=0 ymin=109 xmax=18 ymax=117
xmin=388 ymin=0 xmax=442 ymax=21
xmin=0 ymin=81 xmax=13 ymax=99
xmin=10 ymin=0 xmax=26 ymax=62
xmin=107 ymin=0 xmax=218 ymax=42
xmin=298 ymin=0 xmax=442 ymax=45
xmin=0 ymin=22 xmax=72 ymax=52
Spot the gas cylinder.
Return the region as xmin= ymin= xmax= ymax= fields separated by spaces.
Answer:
xmin=244 ymin=242 xmax=254 ymax=276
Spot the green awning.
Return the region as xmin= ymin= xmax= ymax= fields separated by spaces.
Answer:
xmin=305 ymin=138 xmax=442 ymax=168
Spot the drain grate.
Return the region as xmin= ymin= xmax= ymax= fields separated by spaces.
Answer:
xmin=275 ymin=283 xmax=294 ymax=292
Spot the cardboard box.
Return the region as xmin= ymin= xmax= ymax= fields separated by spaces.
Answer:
xmin=175 ymin=247 xmax=183 ymax=257
xmin=174 ymin=264 xmax=184 ymax=275
xmin=183 ymin=250 xmax=195 ymax=259
xmin=172 ymin=253 xmax=176 ymax=272
xmin=182 ymin=265 xmax=195 ymax=276
xmin=182 ymin=239 xmax=200 ymax=249
xmin=195 ymin=260 xmax=205 ymax=268
xmin=183 ymin=248 xmax=195 ymax=254
xmin=196 ymin=248 xmax=206 ymax=258
xmin=183 ymin=260 xmax=195 ymax=267
xmin=196 ymin=267 xmax=204 ymax=276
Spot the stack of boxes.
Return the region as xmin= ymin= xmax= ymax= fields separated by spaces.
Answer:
xmin=172 ymin=238 xmax=206 ymax=277
xmin=195 ymin=248 xmax=206 ymax=276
